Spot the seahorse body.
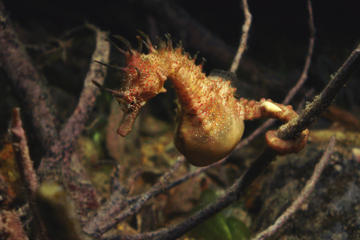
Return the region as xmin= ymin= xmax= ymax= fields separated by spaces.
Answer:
xmin=107 ymin=36 xmax=308 ymax=166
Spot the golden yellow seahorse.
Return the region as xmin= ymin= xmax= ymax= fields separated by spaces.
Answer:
xmin=95 ymin=35 xmax=309 ymax=166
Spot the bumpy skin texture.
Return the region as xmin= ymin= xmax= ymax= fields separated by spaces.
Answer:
xmin=105 ymin=36 xmax=308 ymax=166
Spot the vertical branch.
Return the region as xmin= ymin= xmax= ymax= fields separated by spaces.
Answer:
xmin=11 ymin=108 xmax=38 ymax=194
xmin=282 ymin=0 xmax=315 ymax=104
xmin=230 ymin=0 xmax=252 ymax=73
xmin=10 ymin=108 xmax=48 ymax=240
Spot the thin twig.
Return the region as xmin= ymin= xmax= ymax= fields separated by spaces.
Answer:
xmin=11 ymin=108 xmax=38 ymax=194
xmin=10 ymin=108 xmax=48 ymax=240
xmin=230 ymin=0 xmax=252 ymax=73
xmin=282 ymin=0 xmax=315 ymax=104
xmin=235 ymin=0 xmax=316 ymax=150
xmin=278 ymin=42 xmax=360 ymax=140
xmin=253 ymin=136 xmax=336 ymax=240
xmin=236 ymin=119 xmax=275 ymax=150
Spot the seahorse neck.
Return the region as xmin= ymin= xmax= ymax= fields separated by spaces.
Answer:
xmin=160 ymin=51 xmax=210 ymax=117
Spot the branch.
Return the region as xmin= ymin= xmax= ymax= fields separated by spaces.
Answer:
xmin=0 ymin=1 xmax=58 ymax=149
xmin=278 ymin=42 xmax=360 ymax=140
xmin=38 ymin=23 xmax=110 ymax=175
xmin=84 ymin=157 xmax=185 ymax=236
xmin=11 ymin=108 xmax=38 ymax=195
xmin=237 ymin=0 xmax=316 ymax=148
xmin=282 ymin=0 xmax=315 ymax=105
xmin=102 ymin=150 xmax=277 ymax=240
xmin=104 ymin=136 xmax=336 ymax=240
xmin=10 ymin=108 xmax=48 ymax=240
xmin=253 ymin=136 xmax=335 ymax=240
xmin=230 ymin=0 xmax=252 ymax=73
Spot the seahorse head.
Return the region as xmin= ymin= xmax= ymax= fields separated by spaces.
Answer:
xmin=116 ymin=49 xmax=167 ymax=136
xmin=96 ymin=36 xmax=168 ymax=137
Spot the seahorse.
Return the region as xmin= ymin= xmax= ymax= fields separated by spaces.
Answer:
xmin=95 ymin=35 xmax=309 ymax=166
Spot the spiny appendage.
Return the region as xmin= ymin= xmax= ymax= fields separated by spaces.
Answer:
xmin=238 ymin=98 xmax=309 ymax=154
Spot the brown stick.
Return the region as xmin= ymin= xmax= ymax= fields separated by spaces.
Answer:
xmin=282 ymin=0 xmax=315 ymax=105
xmin=277 ymin=42 xmax=360 ymax=140
xmin=230 ymin=0 xmax=252 ymax=73
xmin=11 ymin=108 xmax=38 ymax=194
xmin=10 ymin=108 xmax=48 ymax=240
xmin=253 ymin=136 xmax=335 ymax=240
